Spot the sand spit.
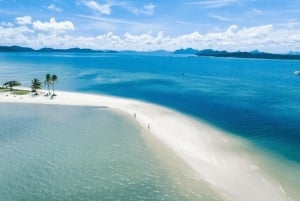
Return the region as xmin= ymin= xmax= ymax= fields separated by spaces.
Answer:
xmin=0 ymin=90 xmax=293 ymax=201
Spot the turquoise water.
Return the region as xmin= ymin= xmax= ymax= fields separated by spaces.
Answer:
xmin=0 ymin=103 xmax=221 ymax=201
xmin=0 ymin=52 xmax=300 ymax=200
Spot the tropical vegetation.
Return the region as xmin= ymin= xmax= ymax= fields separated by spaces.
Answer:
xmin=1 ymin=81 xmax=30 ymax=95
xmin=51 ymin=74 xmax=58 ymax=95
xmin=3 ymin=80 xmax=21 ymax=91
xmin=44 ymin=73 xmax=58 ymax=96
xmin=1 ymin=73 xmax=58 ymax=97
xmin=45 ymin=73 xmax=52 ymax=95
xmin=31 ymin=78 xmax=42 ymax=94
xmin=11 ymin=89 xmax=30 ymax=95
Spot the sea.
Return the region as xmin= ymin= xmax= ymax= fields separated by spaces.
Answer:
xmin=0 ymin=52 xmax=299 ymax=201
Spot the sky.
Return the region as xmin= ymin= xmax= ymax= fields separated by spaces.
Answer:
xmin=1 ymin=0 xmax=300 ymax=52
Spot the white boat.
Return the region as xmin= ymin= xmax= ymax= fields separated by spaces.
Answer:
xmin=294 ymin=70 xmax=300 ymax=75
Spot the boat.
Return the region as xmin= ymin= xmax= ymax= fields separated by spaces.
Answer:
xmin=294 ymin=70 xmax=300 ymax=75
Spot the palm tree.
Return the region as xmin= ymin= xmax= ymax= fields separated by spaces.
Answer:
xmin=51 ymin=74 xmax=58 ymax=95
xmin=3 ymin=80 xmax=21 ymax=91
xmin=31 ymin=78 xmax=42 ymax=94
xmin=45 ymin=73 xmax=52 ymax=95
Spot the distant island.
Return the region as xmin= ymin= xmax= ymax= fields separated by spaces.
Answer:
xmin=174 ymin=48 xmax=199 ymax=55
xmin=174 ymin=48 xmax=300 ymax=60
xmin=0 ymin=46 xmax=118 ymax=53
xmin=2 ymin=46 xmax=300 ymax=60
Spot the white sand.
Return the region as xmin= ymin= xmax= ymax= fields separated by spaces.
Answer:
xmin=0 ymin=90 xmax=293 ymax=201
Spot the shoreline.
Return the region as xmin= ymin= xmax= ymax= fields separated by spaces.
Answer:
xmin=0 ymin=89 xmax=294 ymax=201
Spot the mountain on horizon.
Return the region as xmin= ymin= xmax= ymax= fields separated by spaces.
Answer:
xmin=195 ymin=49 xmax=300 ymax=60
xmin=1 ymin=45 xmax=300 ymax=60
xmin=174 ymin=48 xmax=199 ymax=54
xmin=173 ymin=48 xmax=300 ymax=60
xmin=0 ymin=46 xmax=118 ymax=53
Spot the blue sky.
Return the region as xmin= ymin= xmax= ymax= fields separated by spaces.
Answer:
xmin=1 ymin=0 xmax=300 ymax=52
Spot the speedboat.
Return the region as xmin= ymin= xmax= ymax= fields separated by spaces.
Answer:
xmin=294 ymin=70 xmax=300 ymax=75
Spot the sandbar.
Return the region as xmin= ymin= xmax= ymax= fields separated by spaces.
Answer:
xmin=0 ymin=90 xmax=294 ymax=201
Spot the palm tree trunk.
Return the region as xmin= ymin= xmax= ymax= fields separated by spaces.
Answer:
xmin=48 ymin=84 xmax=50 ymax=94
xmin=52 ymin=83 xmax=55 ymax=94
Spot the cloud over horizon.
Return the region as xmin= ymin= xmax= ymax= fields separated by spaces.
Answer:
xmin=15 ymin=16 xmax=32 ymax=25
xmin=32 ymin=18 xmax=75 ymax=32
xmin=1 ymin=16 xmax=300 ymax=53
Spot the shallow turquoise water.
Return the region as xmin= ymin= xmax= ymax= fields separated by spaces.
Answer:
xmin=0 ymin=103 xmax=220 ymax=201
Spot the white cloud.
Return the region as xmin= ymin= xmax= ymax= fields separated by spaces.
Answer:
xmin=144 ymin=3 xmax=156 ymax=13
xmin=1 ymin=22 xmax=14 ymax=27
xmin=78 ymin=14 xmax=142 ymax=25
xmin=1 ymin=18 xmax=300 ymax=53
xmin=279 ymin=19 xmax=300 ymax=28
xmin=15 ymin=16 xmax=32 ymax=25
xmin=250 ymin=8 xmax=264 ymax=15
xmin=47 ymin=4 xmax=62 ymax=12
xmin=186 ymin=0 xmax=237 ymax=8
xmin=82 ymin=1 xmax=156 ymax=16
xmin=128 ymin=3 xmax=156 ymax=16
xmin=77 ymin=14 xmax=162 ymax=34
xmin=0 ymin=25 xmax=34 ymax=46
xmin=83 ymin=1 xmax=112 ymax=15
xmin=210 ymin=14 xmax=231 ymax=21
xmin=33 ymin=18 xmax=75 ymax=32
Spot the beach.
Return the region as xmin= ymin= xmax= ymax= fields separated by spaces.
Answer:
xmin=0 ymin=89 xmax=294 ymax=201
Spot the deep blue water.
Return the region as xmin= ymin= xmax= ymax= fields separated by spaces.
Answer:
xmin=1 ymin=52 xmax=300 ymax=163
